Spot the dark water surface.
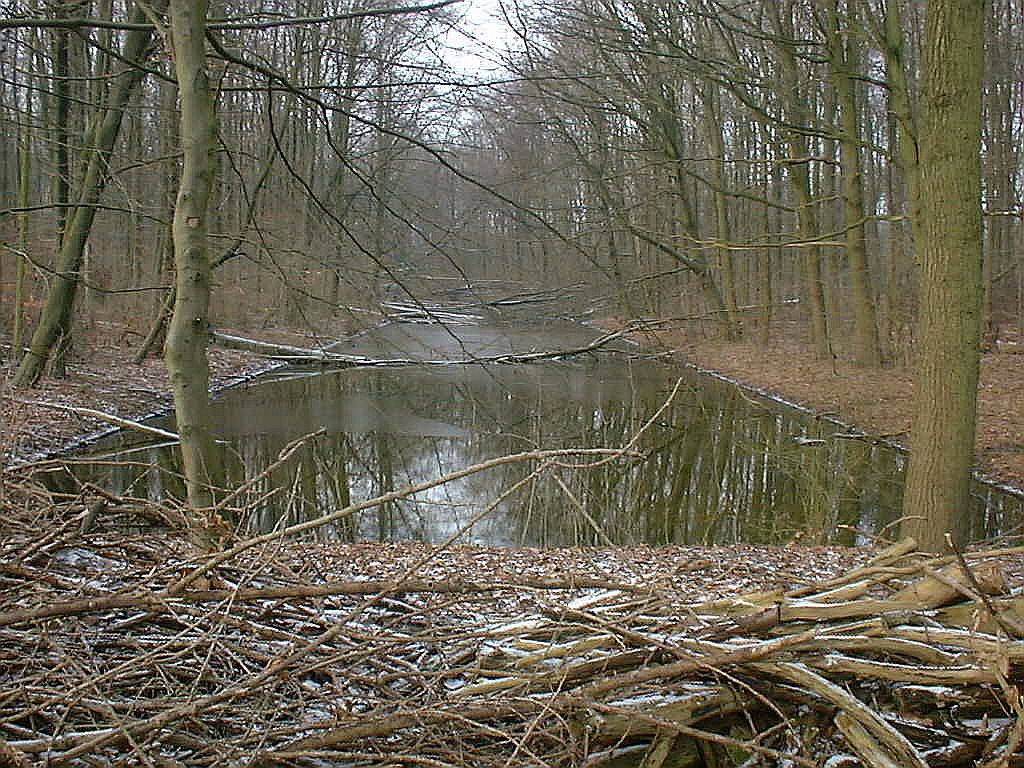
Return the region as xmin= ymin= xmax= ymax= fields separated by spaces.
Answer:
xmin=61 ymin=318 xmax=1024 ymax=546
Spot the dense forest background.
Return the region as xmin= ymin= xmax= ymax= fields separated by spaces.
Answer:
xmin=0 ymin=0 xmax=1019 ymax=366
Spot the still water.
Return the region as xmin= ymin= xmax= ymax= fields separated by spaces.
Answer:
xmin=61 ymin=318 xmax=1023 ymax=546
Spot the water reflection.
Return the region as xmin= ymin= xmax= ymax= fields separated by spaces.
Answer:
xmin=60 ymin=323 xmax=1023 ymax=546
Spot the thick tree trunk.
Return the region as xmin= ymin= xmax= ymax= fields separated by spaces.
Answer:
xmin=901 ymin=0 xmax=984 ymax=551
xmin=166 ymin=0 xmax=223 ymax=545
xmin=11 ymin=4 xmax=158 ymax=387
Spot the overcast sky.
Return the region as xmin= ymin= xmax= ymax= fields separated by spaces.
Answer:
xmin=441 ymin=0 xmax=517 ymax=78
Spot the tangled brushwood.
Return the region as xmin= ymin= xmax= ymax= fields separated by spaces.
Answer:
xmin=1 ymin=471 xmax=1023 ymax=768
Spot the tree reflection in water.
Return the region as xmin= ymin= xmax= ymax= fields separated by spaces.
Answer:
xmin=67 ymin=355 xmax=1021 ymax=546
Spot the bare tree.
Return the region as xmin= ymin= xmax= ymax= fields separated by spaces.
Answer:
xmin=11 ymin=2 xmax=161 ymax=387
xmin=165 ymin=0 xmax=223 ymax=546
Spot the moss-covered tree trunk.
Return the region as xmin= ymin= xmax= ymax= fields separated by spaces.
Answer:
xmin=166 ymin=0 xmax=223 ymax=546
xmin=902 ymin=0 xmax=984 ymax=551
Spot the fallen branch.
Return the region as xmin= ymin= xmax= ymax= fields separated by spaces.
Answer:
xmin=210 ymin=326 xmax=636 ymax=368
xmin=0 ymin=575 xmax=642 ymax=629
xmin=752 ymin=661 xmax=929 ymax=768
xmin=2 ymin=397 xmax=179 ymax=441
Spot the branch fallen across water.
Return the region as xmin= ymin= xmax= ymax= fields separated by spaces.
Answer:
xmin=210 ymin=326 xmax=640 ymax=367
xmin=2 ymin=396 xmax=180 ymax=442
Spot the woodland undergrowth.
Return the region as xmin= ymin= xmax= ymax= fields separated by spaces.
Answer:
xmin=2 ymin=458 xmax=1024 ymax=768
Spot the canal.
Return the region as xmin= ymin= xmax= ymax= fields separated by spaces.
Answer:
xmin=56 ymin=314 xmax=1024 ymax=546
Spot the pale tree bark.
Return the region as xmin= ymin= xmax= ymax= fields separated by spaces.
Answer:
xmin=901 ymin=0 xmax=984 ymax=551
xmin=12 ymin=3 xmax=160 ymax=387
xmin=166 ymin=0 xmax=224 ymax=547
xmin=132 ymin=78 xmax=180 ymax=364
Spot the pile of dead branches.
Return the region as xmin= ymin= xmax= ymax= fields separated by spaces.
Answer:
xmin=1 ymin=477 xmax=1023 ymax=767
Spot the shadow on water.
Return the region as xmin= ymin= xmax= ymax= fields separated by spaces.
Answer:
xmin=51 ymin=319 xmax=1024 ymax=547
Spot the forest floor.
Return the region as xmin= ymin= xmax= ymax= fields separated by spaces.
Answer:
xmin=3 ymin=317 xmax=1024 ymax=492
xmin=3 ymin=479 xmax=1023 ymax=766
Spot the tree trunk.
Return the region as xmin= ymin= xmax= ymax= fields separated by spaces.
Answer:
xmin=166 ymin=0 xmax=224 ymax=547
xmin=766 ymin=0 xmax=831 ymax=360
xmin=881 ymin=0 xmax=923 ymax=275
xmin=901 ymin=0 xmax=984 ymax=552
xmin=788 ymin=153 xmax=832 ymax=361
xmin=825 ymin=0 xmax=881 ymax=366
xmin=13 ymin=89 xmax=32 ymax=354
xmin=325 ymin=16 xmax=363 ymax=314
xmin=50 ymin=5 xmax=70 ymax=251
xmin=700 ymin=84 xmax=742 ymax=340
xmin=758 ymin=173 xmax=775 ymax=348
xmin=49 ymin=3 xmax=73 ymax=377
xmin=11 ymin=4 xmax=159 ymax=387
